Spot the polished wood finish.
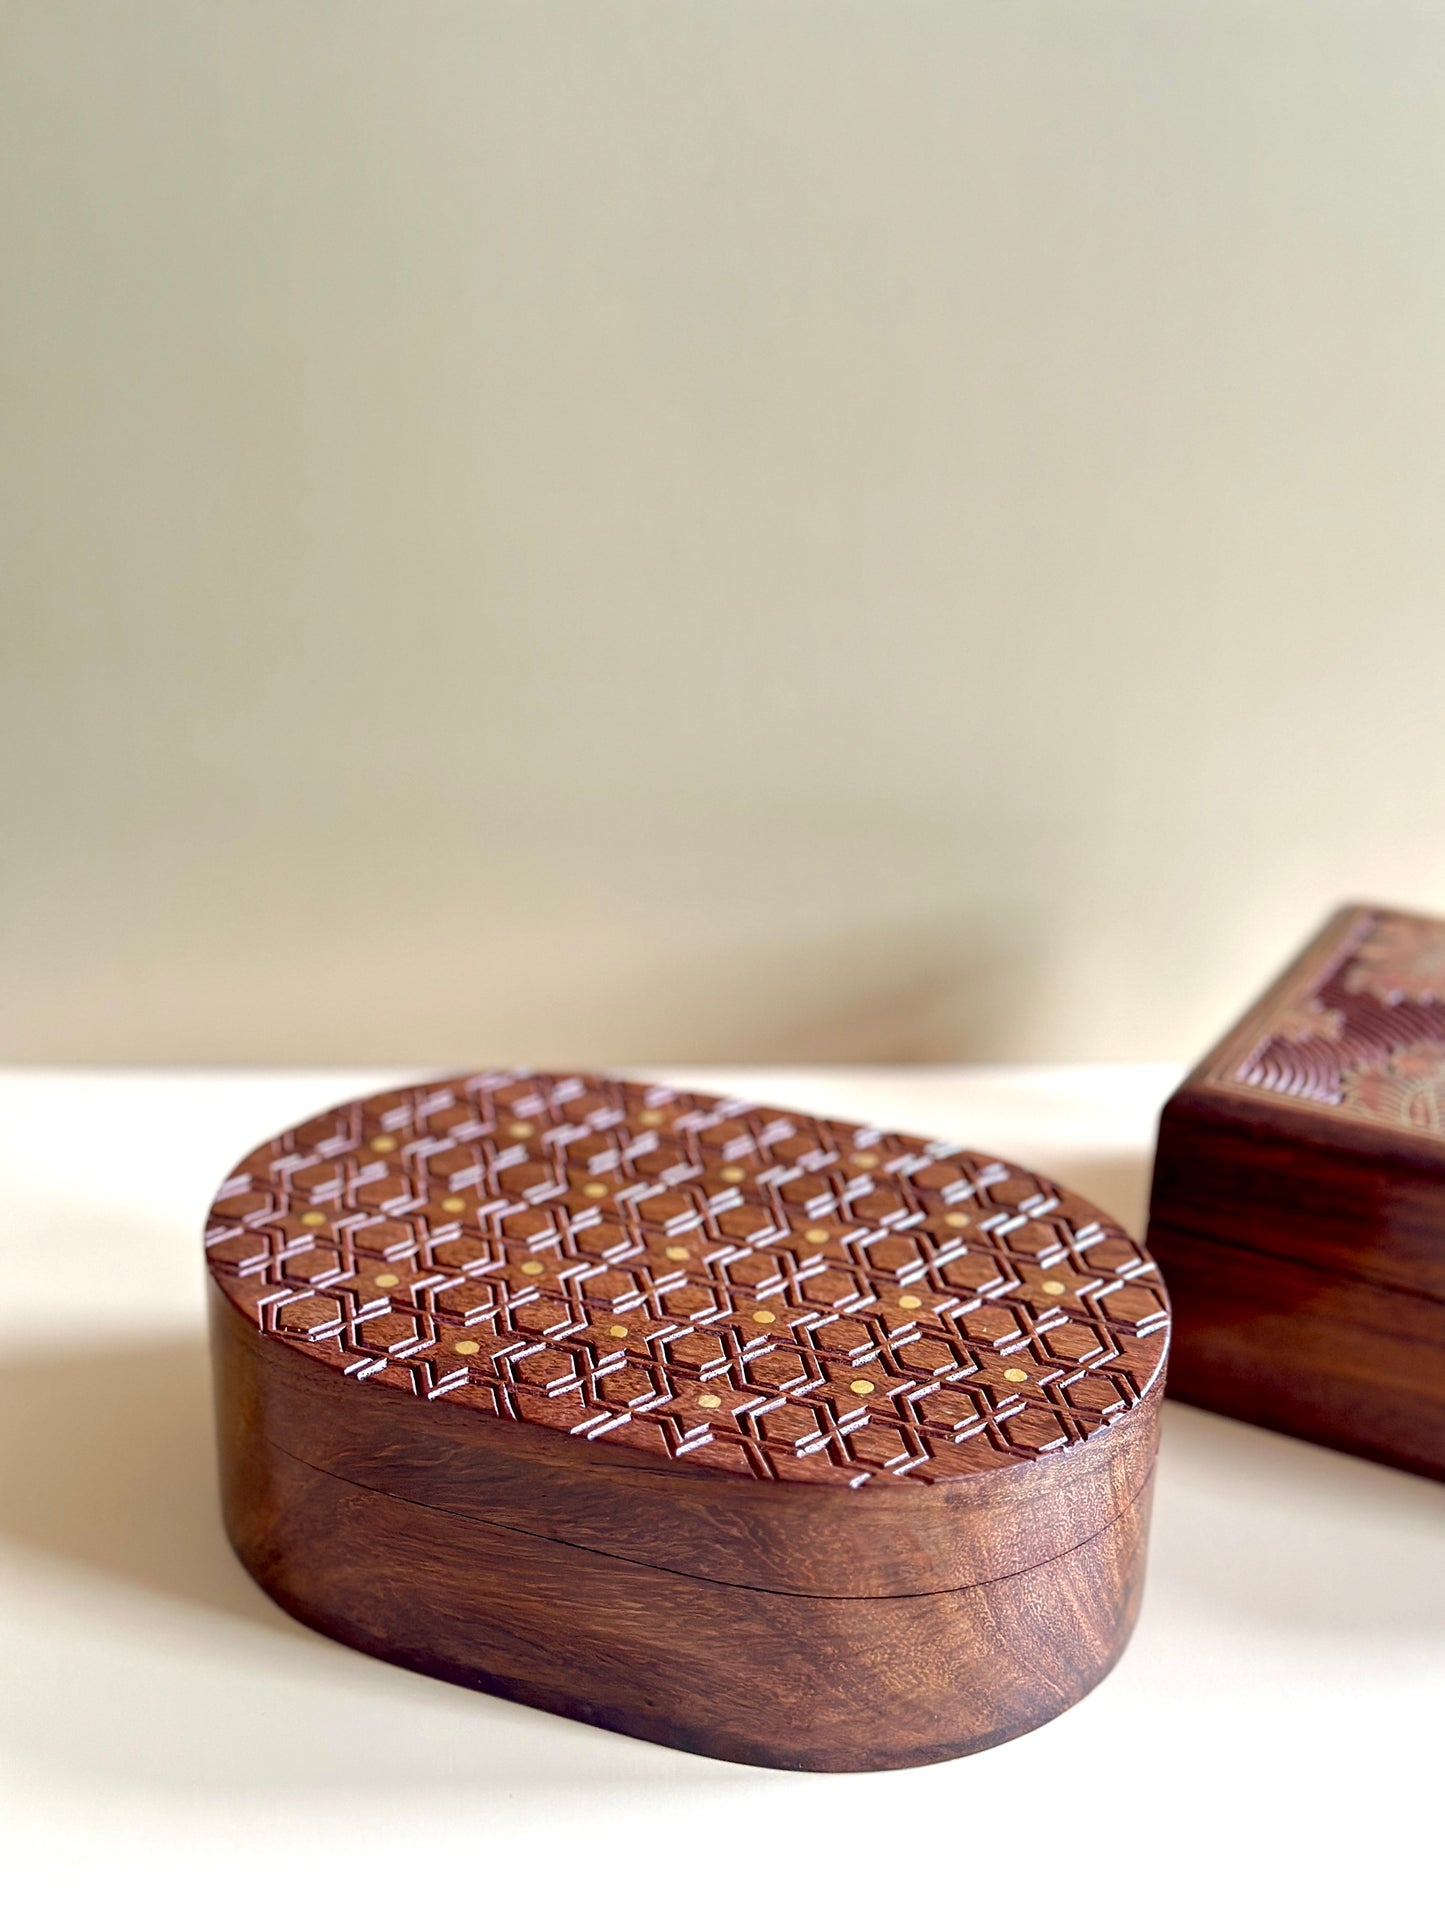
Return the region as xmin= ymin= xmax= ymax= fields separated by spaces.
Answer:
xmin=1149 ymin=1224 xmax=1445 ymax=1478
xmin=1149 ymin=903 xmax=1445 ymax=1479
xmin=213 ymin=1288 xmax=1160 ymax=1598
xmin=212 ymin=1288 xmax=1157 ymax=1771
xmin=208 ymin=1071 xmax=1169 ymax=1769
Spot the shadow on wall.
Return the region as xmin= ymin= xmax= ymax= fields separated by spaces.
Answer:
xmin=8 ymin=907 xmax=1050 ymax=1066
xmin=599 ymin=912 xmax=1050 ymax=1066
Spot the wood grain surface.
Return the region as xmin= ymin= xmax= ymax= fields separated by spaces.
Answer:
xmin=214 ymin=1290 xmax=1156 ymax=1771
xmin=213 ymin=1288 xmax=1160 ymax=1598
xmin=209 ymin=1071 xmax=1169 ymax=1768
xmin=1150 ymin=903 xmax=1445 ymax=1480
xmin=1150 ymin=1223 xmax=1445 ymax=1477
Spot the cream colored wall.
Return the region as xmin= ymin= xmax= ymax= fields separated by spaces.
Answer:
xmin=4 ymin=3 xmax=1445 ymax=1067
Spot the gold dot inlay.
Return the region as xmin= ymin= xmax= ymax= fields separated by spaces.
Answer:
xmin=210 ymin=1071 xmax=1168 ymax=1493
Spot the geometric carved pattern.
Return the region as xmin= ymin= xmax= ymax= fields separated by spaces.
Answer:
xmin=206 ymin=1072 xmax=1169 ymax=1487
xmin=1226 ymin=907 xmax=1445 ymax=1137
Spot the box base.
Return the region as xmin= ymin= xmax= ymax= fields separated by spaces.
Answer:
xmin=1150 ymin=1222 xmax=1445 ymax=1482
xmin=222 ymin=1434 xmax=1153 ymax=1773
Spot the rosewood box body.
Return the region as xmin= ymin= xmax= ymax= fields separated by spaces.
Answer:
xmin=1149 ymin=904 xmax=1445 ymax=1479
xmin=208 ymin=1072 xmax=1169 ymax=1771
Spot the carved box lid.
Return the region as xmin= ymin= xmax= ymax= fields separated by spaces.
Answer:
xmin=1151 ymin=903 xmax=1445 ymax=1299
xmin=207 ymin=1072 xmax=1166 ymax=1493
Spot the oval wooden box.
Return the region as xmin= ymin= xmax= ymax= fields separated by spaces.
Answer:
xmin=1149 ymin=902 xmax=1445 ymax=1480
xmin=207 ymin=1072 xmax=1169 ymax=1771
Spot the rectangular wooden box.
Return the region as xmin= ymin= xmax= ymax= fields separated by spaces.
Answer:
xmin=1147 ymin=902 xmax=1445 ymax=1480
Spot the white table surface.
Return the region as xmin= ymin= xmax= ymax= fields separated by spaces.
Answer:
xmin=3 ymin=1066 xmax=1441 ymax=1925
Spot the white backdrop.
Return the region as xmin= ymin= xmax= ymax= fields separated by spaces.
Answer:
xmin=4 ymin=2 xmax=1444 ymax=1065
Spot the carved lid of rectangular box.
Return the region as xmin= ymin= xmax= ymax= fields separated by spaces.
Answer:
xmin=1152 ymin=903 xmax=1445 ymax=1299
